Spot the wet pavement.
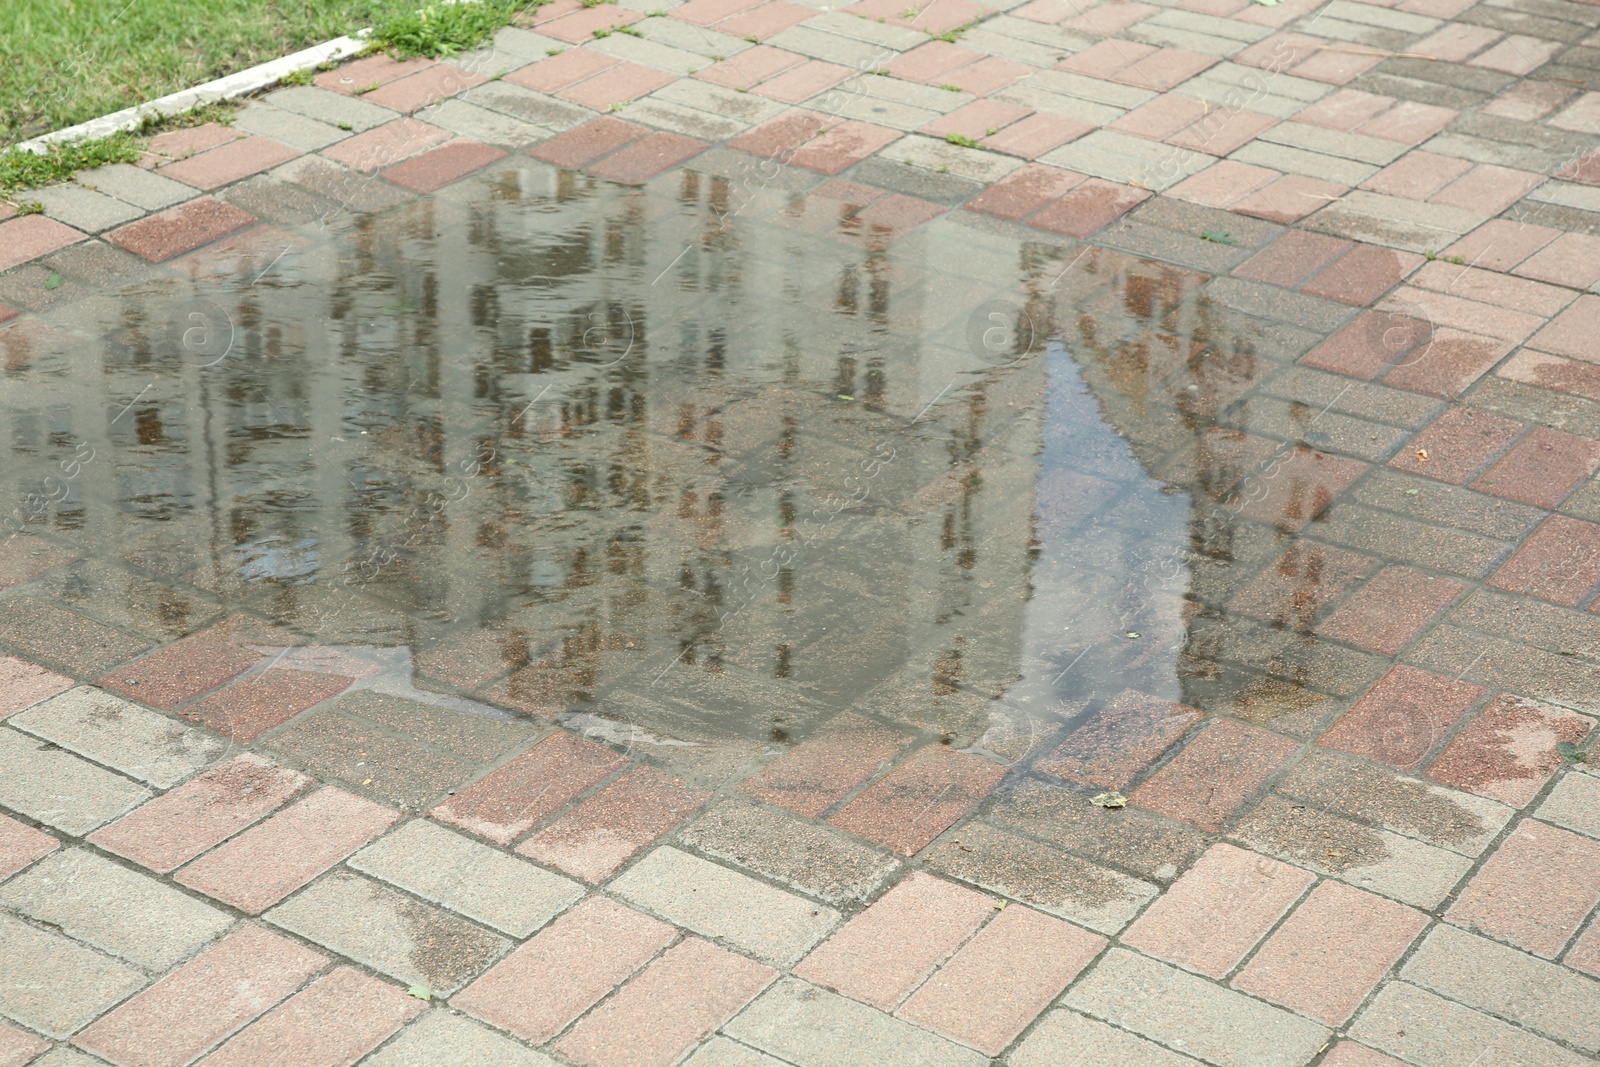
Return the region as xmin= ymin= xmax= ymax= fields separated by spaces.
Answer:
xmin=3 ymin=0 xmax=1600 ymax=1063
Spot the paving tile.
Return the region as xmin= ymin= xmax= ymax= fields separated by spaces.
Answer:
xmin=1009 ymin=1009 xmax=1204 ymax=1066
xmin=1387 ymin=407 xmax=1522 ymax=484
xmin=0 ymin=726 xmax=152 ymax=835
xmin=105 ymin=196 xmax=257 ymax=262
xmin=0 ymin=656 xmax=72 ymax=720
xmin=1301 ymin=243 xmax=1421 ymax=306
xmin=230 ymin=102 xmax=350 ymax=151
xmin=963 ymin=162 xmax=1085 ymax=220
xmin=1320 ymin=665 xmax=1486 ymax=771
xmin=1232 ymin=879 xmax=1428 ymax=1024
xmin=1569 ymin=919 xmax=1600 ymax=979
xmin=989 ymin=779 xmax=1209 ymax=885
xmin=364 ymin=64 xmax=488 ymax=113
xmin=1488 ymin=515 xmax=1600 ymax=608
xmin=75 ymin=163 xmax=198 ymax=211
xmin=610 ymin=846 xmax=839 ymax=964
xmin=1446 ymin=818 xmax=1600 ymax=957
xmin=1299 ymin=308 xmax=1426 ymax=379
xmin=10 ymin=686 xmax=225 ymax=788
xmin=1427 ymin=694 xmax=1593 ymax=807
xmin=362 ymin=1011 xmax=558 ymax=1067
xmin=0 ymin=598 xmax=152 ymax=676
xmin=827 ymin=744 xmax=1006 ymax=855
xmin=176 ymin=785 xmax=401 ymax=914
xmin=1317 ymin=566 xmax=1464 ymax=655
xmin=681 ymin=1038 xmax=787 ymax=1066
xmin=1471 ymin=426 xmax=1600 ymax=509
xmin=1537 ymin=771 xmax=1600 ymax=840
xmin=794 ymin=872 xmax=993 ymax=1010
xmin=1529 ymin=295 xmax=1600 ymax=363
xmin=73 ymin=924 xmax=328 ymax=1067
xmin=0 ymin=912 xmax=146 ymax=1038
xmin=1065 ymin=948 xmax=1331 ymax=1067
xmin=382 ymin=138 xmax=507 ymax=192
xmin=321 ymin=118 xmax=454 ymax=173
xmin=453 ymin=896 xmax=675 ymax=1044
xmin=677 ymin=800 xmax=898 ymax=903
xmin=1129 ymin=718 xmax=1299 ymax=831
xmin=27 ymin=183 xmax=145 ymax=234
xmin=1318 ymin=1043 xmax=1407 ymax=1067
xmin=1513 ymin=233 xmax=1600 ymax=291
xmin=1037 ymin=688 xmax=1201 ymax=788
xmin=557 ymin=938 xmax=777 ymax=1067
xmin=1232 ymin=174 xmax=1349 ymax=224
xmin=1350 ymin=981 xmax=1591 ymax=1067
xmin=558 ymin=62 xmax=676 ymax=109
xmin=587 ymin=131 xmax=708 ymax=183
xmin=89 ymin=753 xmax=312 ymax=873
xmin=182 ymin=666 xmax=354 ymax=742
xmin=897 ymin=904 xmax=1104 ymax=1055
xmin=97 ymin=625 xmax=266 ymax=709
xmin=0 ymin=1021 xmax=48 ymax=1067
xmin=200 ymin=966 xmax=423 ymax=1067
xmin=429 ymin=730 xmax=624 ymax=845
xmin=1234 ymin=229 xmax=1351 ymax=287
xmin=352 ymin=817 xmax=582 ymax=936
xmin=724 ymin=978 xmax=988 ymax=1067
xmin=1441 ymin=218 xmax=1561 ymax=273
xmin=0 ymin=813 xmax=55 ymax=882
xmin=0 ymin=216 xmax=88 ymax=273
xmin=739 ymin=712 xmax=912 ymax=817
xmin=157 ymin=137 xmax=302 ymax=190
xmin=265 ymin=870 xmax=508 ymax=994
xmin=266 ymin=85 xmax=401 ymax=131
xmin=516 ymin=764 xmax=705 ymax=883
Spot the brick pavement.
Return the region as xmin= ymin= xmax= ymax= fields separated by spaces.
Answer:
xmin=3 ymin=0 xmax=1600 ymax=1061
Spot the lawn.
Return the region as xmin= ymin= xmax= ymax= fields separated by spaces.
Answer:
xmin=0 ymin=0 xmax=534 ymax=147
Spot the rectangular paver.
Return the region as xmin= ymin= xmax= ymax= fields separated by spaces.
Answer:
xmin=1351 ymin=981 xmax=1592 ymax=1067
xmin=429 ymin=731 xmax=624 ymax=845
xmin=0 ymin=913 xmax=146 ymax=1038
xmin=199 ymin=966 xmax=423 ymax=1067
xmin=0 ymin=726 xmax=152 ymax=835
xmin=725 ymin=978 xmax=988 ymax=1067
xmin=10 ymin=687 xmax=226 ymax=788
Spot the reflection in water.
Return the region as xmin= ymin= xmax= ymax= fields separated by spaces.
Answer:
xmin=0 ymin=161 xmax=1351 ymax=767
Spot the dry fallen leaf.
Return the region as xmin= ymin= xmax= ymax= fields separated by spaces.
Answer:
xmin=1415 ymin=449 xmax=1429 ymax=462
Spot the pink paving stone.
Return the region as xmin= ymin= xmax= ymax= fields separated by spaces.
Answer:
xmin=942 ymin=56 xmax=1035 ymax=96
xmin=167 ymin=222 xmax=310 ymax=284
xmin=517 ymin=765 xmax=709 ymax=882
xmin=1317 ymin=566 xmax=1464 ymax=656
xmin=1056 ymin=39 xmax=1155 ymax=79
xmin=1232 ymin=880 xmax=1428 ymax=1024
xmin=1110 ymin=95 xmax=1211 ymax=140
xmin=314 ymin=52 xmax=435 ymax=94
xmin=1059 ymin=0 xmax=1159 ymax=32
xmin=1410 ymin=260 xmax=1575 ymax=317
xmin=1168 ymin=159 xmax=1279 ymax=208
xmin=1129 ymin=718 xmax=1299 ymax=832
xmin=896 ymin=904 xmax=1105 ymax=1055
xmin=674 ymin=0 xmax=763 ymax=25
xmin=1031 ymin=177 xmax=1149 ymax=238
xmin=1387 ymin=407 xmax=1522 ymax=483
xmin=1468 ymin=34 xmax=1563 ymax=75
xmin=851 ymin=193 xmax=946 ymax=233
xmin=1038 ymin=688 xmax=1202 ymax=789
xmin=716 ymin=1 xmax=815 ymax=41
xmin=0 ymin=655 xmax=72 ymax=719
xmin=1319 ymin=665 xmax=1487 ymax=771
xmin=1321 ymin=1043 xmax=1410 ymax=1067
xmin=362 ymin=63 xmax=487 ymax=113
xmin=1383 ymin=327 xmax=1510 ymax=398
xmin=1426 ymin=694 xmax=1594 ymax=807
xmin=106 ymin=197 xmax=256 ymax=262
xmin=794 ymin=871 xmax=994 ymax=1010
xmin=0 ymin=813 xmax=56 ymax=881
xmin=887 ymin=41 xmax=987 ymax=83
xmin=1430 ymin=163 xmax=1543 ymax=216
xmin=1167 ymin=107 xmax=1278 ymax=156
xmin=73 ymin=925 xmax=328 ymax=1067
xmin=1232 ymin=174 xmax=1348 ymax=224
xmin=176 ymin=785 xmax=401 ymax=913
xmin=750 ymin=60 xmax=854 ymax=104
xmin=530 ymin=116 xmax=649 ymax=168
xmin=0 ymin=305 xmax=17 ymax=325
xmin=981 ymin=113 xmax=1091 ymax=158
xmin=1470 ymin=426 xmax=1600 ymax=508
xmin=1299 ymin=309 xmax=1424 ymax=379
xmin=1357 ymin=101 xmax=1458 ymax=145
xmin=788 ymin=120 xmax=900 ymax=175
xmin=559 ymin=62 xmax=677 ymax=109
xmin=182 ymin=667 xmax=356 ymax=742
xmin=1292 ymin=47 xmax=1384 ymax=84
xmin=1361 ymin=151 xmax=1473 ymax=200
xmin=1498 ymin=348 xmax=1600 ymax=403
xmin=321 ymin=117 xmax=453 ymax=172
xmin=1513 ymin=233 xmax=1600 ymax=290
xmin=694 ymin=45 xmax=806 ymax=89
xmin=1230 ymin=447 xmax=1368 ymax=532
xmin=1411 ymin=22 xmax=1501 ymax=62
xmin=505 ymin=48 xmax=621 ymax=93
xmin=1300 ymin=243 xmax=1422 ymax=306
xmin=1489 ymin=516 xmax=1600 ymax=607
xmin=97 ymin=626 xmax=265 ymax=709
xmin=454 ymin=897 xmax=676 ymax=1043
xmin=1528 ymin=295 xmax=1600 ymax=363
xmin=1123 ymin=843 xmax=1314 ymax=977
xmin=0 ymin=1021 xmax=47 ymax=1067
xmin=89 ymin=754 xmax=314 ymax=873
xmin=1447 ymin=819 xmax=1600 ymax=957
xmin=1115 ymin=47 xmax=1217 ymax=90
xmin=587 ymin=131 xmax=708 ymax=184
xmin=156 ymin=136 xmax=301 ymax=190
xmin=1484 ymin=80 xmax=1577 ymax=122
xmin=1567 ymin=921 xmax=1600 ymax=979
xmin=1234 ymin=230 xmax=1352 ymax=288
xmin=555 ymin=938 xmax=776 ymax=1067
xmin=1228 ymin=541 xmax=1377 ymax=630
xmin=200 ymin=966 xmax=422 ymax=1067
xmin=828 ymin=745 xmax=1007 ymax=855
xmin=146 ymin=122 xmax=239 ymax=160
xmin=429 ymin=730 xmax=625 ymax=845
xmin=1549 ymin=90 xmax=1600 ymax=133
xmin=1441 ymin=218 xmax=1561 ymax=273
xmin=1295 ymin=88 xmax=1394 ymax=131
xmin=921 ymin=98 xmax=1032 ymax=140
xmin=0 ymin=214 xmax=87 ymax=272
xmin=382 ymin=138 xmax=507 ymax=192
xmin=739 ymin=712 xmax=914 ymax=817
xmin=541 ymin=4 xmax=644 ymax=41
xmin=530 ymin=0 xmax=585 ymax=25
xmin=965 ymin=163 xmax=1086 ymax=220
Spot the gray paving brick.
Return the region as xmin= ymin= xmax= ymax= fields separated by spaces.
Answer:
xmin=1065 ymin=949 xmax=1330 ymax=1067
xmin=623 ymin=97 xmax=748 ymax=139
xmin=991 ymin=84 xmax=1122 ymax=126
xmin=1537 ymin=771 xmax=1600 ymax=838
xmin=958 ymin=26 xmax=1068 ymax=67
xmin=609 ymin=847 xmax=838 ymax=965
xmin=1203 ymin=276 xmax=1352 ymax=333
xmin=1323 ymin=0 xmax=1443 ymax=33
xmin=0 ymin=849 xmax=231 ymax=970
xmin=0 ymin=913 xmax=145 ymax=1038
xmin=635 ymin=18 xmax=754 ymax=60
xmin=980 ymin=15 xmax=1093 ymax=57
xmin=11 ymin=687 xmax=224 ymax=789
xmin=1304 ymin=191 xmax=1485 ymax=254
xmin=1142 ymin=10 xmax=1272 ymax=44
xmin=1028 ymin=68 xmax=1155 ymax=109
xmin=74 ymin=163 xmax=197 ymax=211
xmin=1229 ymin=140 xmax=1376 ymax=186
xmin=1010 ymin=1010 xmax=1204 ymax=1067
xmin=28 ymin=1050 xmax=108 ymax=1067
xmin=765 ymin=26 xmax=889 ymax=68
xmin=495 ymin=26 xmax=568 ymax=57
xmin=726 ymin=978 xmax=988 ymax=1067
xmin=805 ymin=12 xmax=925 ymax=50
xmin=1126 ymin=23 xmax=1247 ymax=58
xmin=231 ymin=102 xmax=351 ymax=151
xmin=266 ymin=870 xmax=508 ymax=995
xmin=28 ymin=184 xmax=143 ymax=234
xmin=458 ymin=82 xmax=591 ymax=133
xmin=859 ymin=75 xmax=969 ymax=112
xmin=1305 ymin=17 xmax=1410 ymax=50
xmin=1402 ymin=923 xmax=1600 ymax=1053
xmin=590 ymin=32 xmax=706 ymax=74
xmin=1351 ymin=981 xmax=1592 ymax=1067
xmin=889 ymin=134 xmax=1025 ymax=184
xmin=684 ymin=1037 xmax=789 ymax=1066
xmin=1424 ymin=131 xmax=1565 ymax=172
xmin=362 ymin=1010 xmax=558 ymax=1067
xmin=0 ymin=726 xmax=151 ymax=835
xmin=1259 ymin=121 xmax=1409 ymax=166
xmin=350 ymin=819 xmax=582 ymax=937
xmin=450 ymin=47 xmax=534 ymax=80
xmin=831 ymin=91 xmax=942 ymax=131
xmin=1042 ymin=129 xmax=1209 ymax=191
xmin=652 ymin=78 xmax=789 ymax=124
xmin=420 ymin=98 xmax=551 ymax=147
xmin=1173 ymin=65 xmax=1331 ymax=119
xmin=264 ymin=85 xmax=400 ymax=132
xmin=679 ymin=801 xmax=899 ymax=904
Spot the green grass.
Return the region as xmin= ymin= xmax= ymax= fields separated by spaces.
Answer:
xmin=0 ymin=0 xmax=539 ymax=146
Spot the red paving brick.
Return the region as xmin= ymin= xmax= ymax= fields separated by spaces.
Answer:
xmin=429 ymin=730 xmax=625 ymax=845
xmin=182 ymin=666 xmax=356 ymax=742
xmin=1426 ymin=694 xmax=1593 ymax=807
xmin=1446 ymin=818 xmax=1600 ymax=958
xmin=454 ymin=896 xmax=676 ymax=1043
xmin=921 ymin=99 xmax=1032 ymax=141
xmin=1320 ymin=665 xmax=1487 ymax=771
xmin=541 ymin=5 xmax=644 ymax=41
xmin=363 ymin=63 xmax=487 ymax=113
xmin=157 ymin=136 xmax=301 ymax=190
xmin=200 ymin=966 xmax=422 ymax=1067
xmin=794 ymin=872 xmax=994 ymax=1009
xmin=1529 ymin=295 xmax=1600 ymax=362
xmin=1383 ymin=327 xmax=1510 ymax=398
xmin=1321 ymin=1043 xmax=1410 ymax=1067
xmin=97 ymin=625 xmax=264 ymax=708
xmin=382 ymin=138 xmax=507 ymax=192
xmin=1470 ymin=426 xmax=1600 ymax=508
xmin=176 ymin=785 xmax=401 ymax=913
xmin=1230 ymin=446 xmax=1368 ymax=532
xmin=0 ymin=1021 xmax=47 ymax=1067
xmin=517 ymin=765 xmax=709 ymax=882
xmin=147 ymin=123 xmax=238 ymax=159
xmin=716 ymin=0 xmax=813 ymax=40
xmin=1169 ymin=159 xmax=1279 ymax=209
xmin=106 ymin=197 xmax=257 ymax=263
xmin=739 ymin=711 xmax=913 ymax=817
xmin=693 ymin=45 xmax=805 ymax=89
xmin=1488 ymin=515 xmax=1600 ymax=608
xmin=90 ymin=754 xmax=314 ymax=872
xmin=555 ymin=938 xmax=776 ymax=1067
xmin=750 ymin=60 xmax=854 ymax=104
xmin=0 ymin=812 xmax=56 ymax=880
xmin=1031 ymin=178 xmax=1149 ymax=237
xmin=1442 ymin=219 xmax=1562 ymax=273
xmin=558 ymin=63 xmax=677 ymax=110
xmin=1232 ymin=880 xmax=1428 ymax=1024
xmin=1123 ymin=843 xmax=1313 ymax=977
xmin=73 ymin=925 xmax=328 ymax=1067
xmin=1038 ymin=688 xmax=1202 ymax=789
xmin=1129 ymin=718 xmax=1297 ymax=831
xmin=965 ymin=163 xmax=1086 ymax=220
xmin=1233 ymin=174 xmax=1348 ymax=224
xmin=321 ymin=118 xmax=453 ymax=172
xmin=1387 ymin=407 xmax=1523 ymax=483
xmin=787 ymin=120 xmax=901 ymax=175
xmin=506 ymin=48 xmax=622 ymax=93
xmin=827 ymin=744 xmax=1007 ymax=855
xmin=314 ymin=53 xmax=435 ymax=94
xmin=1228 ymin=541 xmax=1377 ymax=632
xmin=0 ymin=214 xmax=88 ymax=272
xmin=1317 ymin=566 xmax=1464 ymax=656
xmin=1234 ymin=230 xmax=1352 ymax=288
xmin=586 ymin=132 xmax=708 ymax=184
xmin=897 ymin=904 xmax=1104 ymax=1055
xmin=1300 ymin=309 xmax=1429 ymax=379
xmin=982 ymin=113 xmax=1091 ymax=158
xmin=530 ymin=116 xmax=649 ymax=168
xmin=1514 ymin=233 xmax=1600 ymax=291
xmin=0 ymin=655 xmax=73 ymax=719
